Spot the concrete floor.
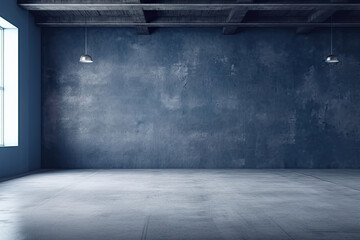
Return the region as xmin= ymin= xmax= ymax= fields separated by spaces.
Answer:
xmin=0 ymin=170 xmax=360 ymax=240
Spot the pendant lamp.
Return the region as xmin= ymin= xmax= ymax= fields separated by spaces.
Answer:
xmin=80 ymin=25 xmax=93 ymax=63
xmin=325 ymin=16 xmax=339 ymax=64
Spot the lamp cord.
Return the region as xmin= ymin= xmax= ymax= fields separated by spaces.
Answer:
xmin=330 ymin=16 xmax=333 ymax=55
xmin=85 ymin=26 xmax=87 ymax=54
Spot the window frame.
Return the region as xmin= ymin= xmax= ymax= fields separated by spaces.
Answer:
xmin=0 ymin=26 xmax=4 ymax=146
xmin=0 ymin=17 xmax=18 ymax=147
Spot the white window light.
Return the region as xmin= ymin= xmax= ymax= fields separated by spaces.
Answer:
xmin=0 ymin=17 xmax=18 ymax=147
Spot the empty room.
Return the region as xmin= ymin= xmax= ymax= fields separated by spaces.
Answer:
xmin=1 ymin=0 xmax=360 ymax=239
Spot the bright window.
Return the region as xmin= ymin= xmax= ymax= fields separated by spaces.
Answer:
xmin=0 ymin=26 xmax=3 ymax=146
xmin=0 ymin=17 xmax=18 ymax=147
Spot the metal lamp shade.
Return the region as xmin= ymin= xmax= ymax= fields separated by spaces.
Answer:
xmin=325 ymin=54 xmax=340 ymax=64
xmin=80 ymin=54 xmax=93 ymax=63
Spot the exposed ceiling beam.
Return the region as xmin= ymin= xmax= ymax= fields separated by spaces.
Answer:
xmin=134 ymin=0 xmax=150 ymax=35
xmin=35 ymin=16 xmax=229 ymax=24
xmin=136 ymin=26 xmax=150 ymax=34
xmin=17 ymin=2 xmax=360 ymax=11
xmin=296 ymin=0 xmax=348 ymax=34
xmin=296 ymin=9 xmax=336 ymax=34
xmin=222 ymin=0 xmax=253 ymax=35
xmin=35 ymin=16 xmax=145 ymax=23
xmin=222 ymin=9 xmax=248 ymax=34
xmin=36 ymin=22 xmax=360 ymax=28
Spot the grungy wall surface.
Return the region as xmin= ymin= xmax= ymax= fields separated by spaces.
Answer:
xmin=42 ymin=28 xmax=360 ymax=169
xmin=0 ymin=0 xmax=41 ymax=178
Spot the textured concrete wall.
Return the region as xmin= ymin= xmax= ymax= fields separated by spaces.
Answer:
xmin=0 ymin=0 xmax=41 ymax=178
xmin=42 ymin=27 xmax=360 ymax=168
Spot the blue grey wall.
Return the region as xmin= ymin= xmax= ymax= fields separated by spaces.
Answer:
xmin=42 ymin=27 xmax=360 ymax=169
xmin=0 ymin=0 xmax=41 ymax=178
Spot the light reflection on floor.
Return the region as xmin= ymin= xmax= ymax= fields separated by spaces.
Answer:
xmin=1 ymin=169 xmax=360 ymax=240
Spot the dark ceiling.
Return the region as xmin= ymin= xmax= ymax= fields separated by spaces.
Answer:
xmin=18 ymin=0 xmax=360 ymax=34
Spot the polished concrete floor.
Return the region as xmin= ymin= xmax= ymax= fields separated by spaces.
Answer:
xmin=1 ymin=170 xmax=360 ymax=240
